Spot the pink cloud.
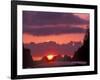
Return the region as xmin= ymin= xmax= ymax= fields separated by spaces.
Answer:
xmin=73 ymin=13 xmax=89 ymax=21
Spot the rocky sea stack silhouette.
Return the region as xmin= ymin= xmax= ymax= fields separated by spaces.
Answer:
xmin=73 ymin=29 xmax=89 ymax=65
xmin=23 ymin=47 xmax=33 ymax=68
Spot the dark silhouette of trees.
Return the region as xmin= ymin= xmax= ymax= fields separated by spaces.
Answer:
xmin=52 ymin=55 xmax=61 ymax=61
xmin=73 ymin=28 xmax=89 ymax=65
xmin=63 ymin=55 xmax=71 ymax=61
xmin=41 ymin=56 xmax=48 ymax=62
xmin=51 ymin=55 xmax=71 ymax=61
xmin=23 ymin=47 xmax=34 ymax=68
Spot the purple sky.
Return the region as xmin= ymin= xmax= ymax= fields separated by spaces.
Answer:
xmin=23 ymin=11 xmax=89 ymax=36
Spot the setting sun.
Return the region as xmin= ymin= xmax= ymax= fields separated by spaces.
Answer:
xmin=47 ymin=54 xmax=54 ymax=61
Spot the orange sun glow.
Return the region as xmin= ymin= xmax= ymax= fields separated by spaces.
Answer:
xmin=47 ymin=54 xmax=54 ymax=61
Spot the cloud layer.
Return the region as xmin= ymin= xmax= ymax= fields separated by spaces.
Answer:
xmin=23 ymin=11 xmax=89 ymax=26
xmin=23 ymin=11 xmax=89 ymax=36
xmin=24 ymin=26 xmax=86 ymax=36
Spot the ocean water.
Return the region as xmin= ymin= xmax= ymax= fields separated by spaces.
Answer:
xmin=32 ymin=61 xmax=87 ymax=68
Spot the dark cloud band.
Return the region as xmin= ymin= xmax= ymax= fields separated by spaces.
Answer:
xmin=23 ymin=26 xmax=86 ymax=36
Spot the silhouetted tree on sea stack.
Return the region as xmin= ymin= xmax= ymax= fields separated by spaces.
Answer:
xmin=73 ymin=28 xmax=90 ymax=65
xmin=23 ymin=46 xmax=33 ymax=68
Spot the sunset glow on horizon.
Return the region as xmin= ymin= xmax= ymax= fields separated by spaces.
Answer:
xmin=32 ymin=56 xmax=43 ymax=61
xmin=23 ymin=33 xmax=85 ymax=44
